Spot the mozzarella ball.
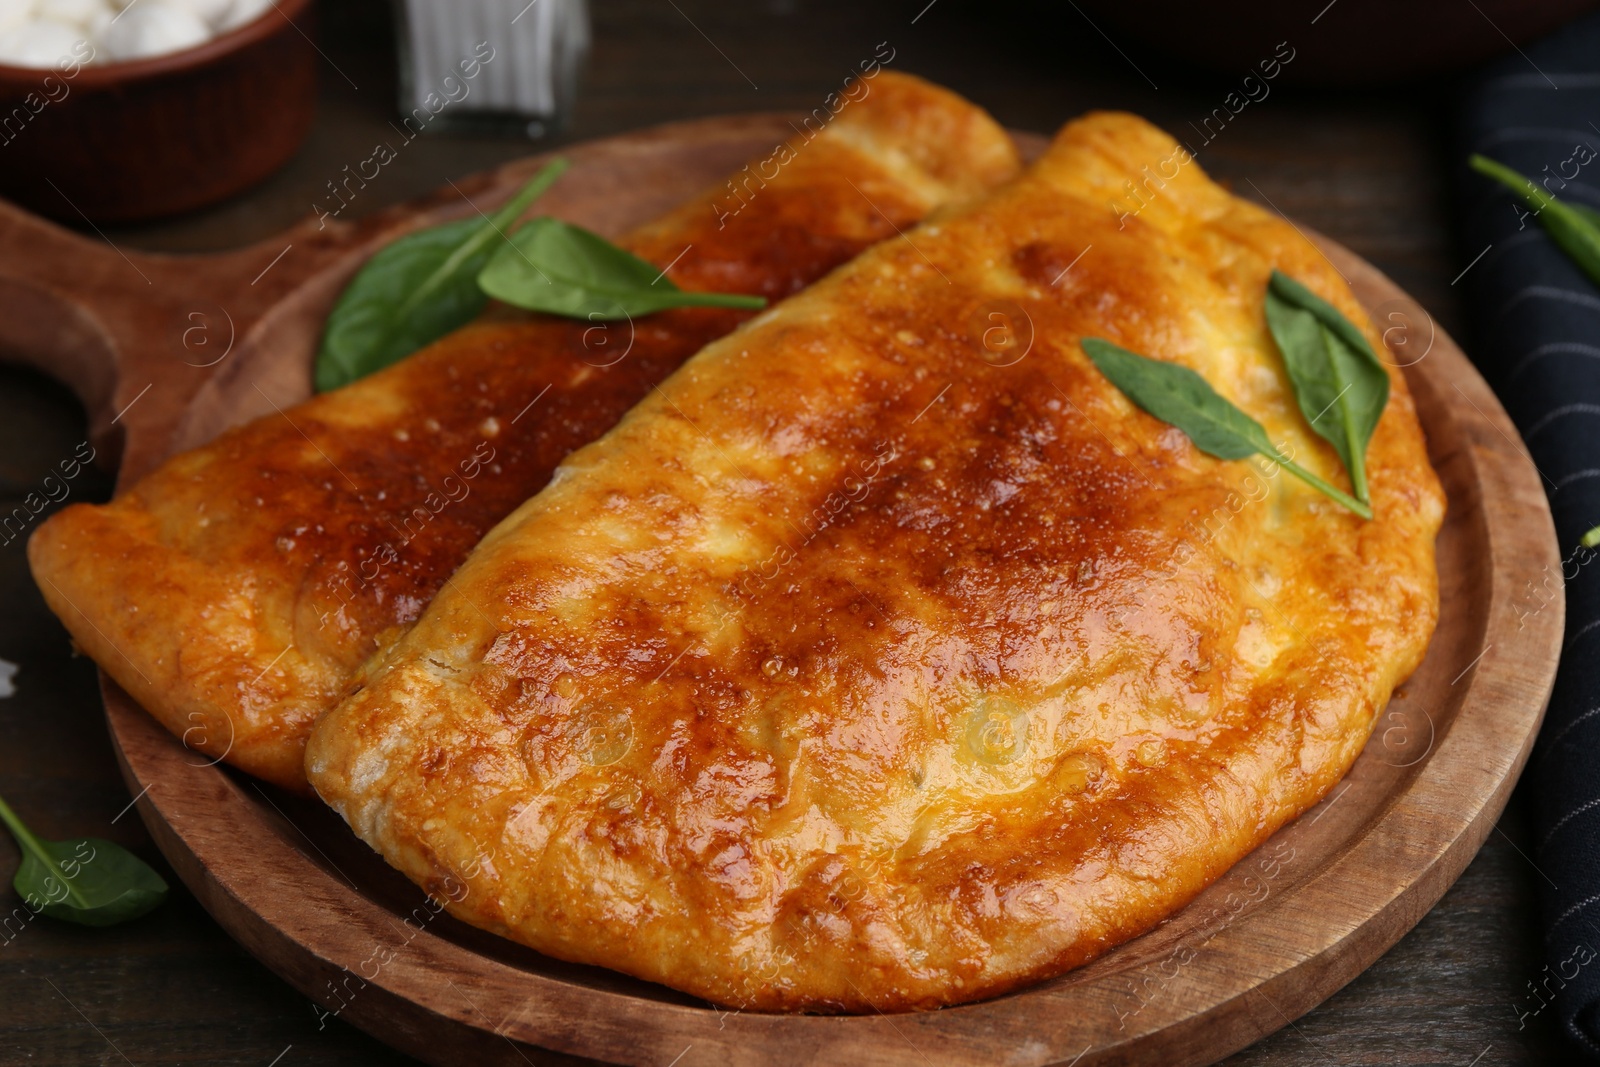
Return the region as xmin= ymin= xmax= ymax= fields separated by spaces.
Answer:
xmin=159 ymin=0 xmax=235 ymax=29
xmin=216 ymin=0 xmax=270 ymax=33
xmin=0 ymin=0 xmax=34 ymax=37
xmin=42 ymin=0 xmax=110 ymax=24
xmin=99 ymin=0 xmax=208 ymax=60
xmin=0 ymin=17 xmax=82 ymax=67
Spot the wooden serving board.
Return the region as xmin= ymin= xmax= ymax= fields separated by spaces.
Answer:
xmin=2 ymin=116 xmax=1563 ymax=1067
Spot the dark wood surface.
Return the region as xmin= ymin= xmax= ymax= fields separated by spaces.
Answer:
xmin=0 ymin=0 xmax=1575 ymax=1064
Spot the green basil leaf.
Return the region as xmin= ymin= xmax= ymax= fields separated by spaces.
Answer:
xmin=1573 ymin=203 xmax=1600 ymax=232
xmin=316 ymin=218 xmax=487 ymax=392
xmin=478 ymin=216 xmax=767 ymax=320
xmin=0 ymin=794 xmax=167 ymax=928
xmin=315 ymin=159 xmax=570 ymax=392
xmin=1082 ymin=337 xmax=1272 ymax=460
xmin=1082 ymin=337 xmax=1372 ymax=519
xmin=1470 ymin=153 xmax=1600 ymax=290
xmin=1265 ymin=269 xmax=1390 ymax=504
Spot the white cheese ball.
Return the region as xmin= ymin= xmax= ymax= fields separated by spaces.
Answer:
xmin=0 ymin=0 xmax=35 ymax=37
xmin=159 ymin=0 xmax=235 ymax=29
xmin=85 ymin=2 xmax=113 ymax=41
xmin=0 ymin=17 xmax=82 ymax=67
xmin=215 ymin=0 xmax=270 ymax=33
xmin=41 ymin=0 xmax=110 ymax=24
xmin=99 ymin=0 xmax=208 ymax=60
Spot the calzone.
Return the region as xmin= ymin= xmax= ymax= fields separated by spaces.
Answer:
xmin=306 ymin=110 xmax=1444 ymax=1011
xmin=28 ymin=72 xmax=1019 ymax=789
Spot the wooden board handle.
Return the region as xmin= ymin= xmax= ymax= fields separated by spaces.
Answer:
xmin=0 ymin=194 xmax=375 ymax=475
xmin=0 ymin=197 xmax=129 ymax=442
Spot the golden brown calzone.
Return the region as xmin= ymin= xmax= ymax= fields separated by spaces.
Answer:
xmin=28 ymin=72 xmax=1019 ymax=789
xmin=307 ymin=110 xmax=1442 ymax=1012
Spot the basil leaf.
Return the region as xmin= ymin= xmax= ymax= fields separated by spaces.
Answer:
xmin=1265 ymin=269 xmax=1390 ymax=505
xmin=316 ymin=219 xmax=485 ymax=391
xmin=1082 ymin=337 xmax=1272 ymax=460
xmin=478 ymin=217 xmax=767 ymax=320
xmin=315 ymin=159 xmax=570 ymax=392
xmin=1082 ymin=337 xmax=1372 ymax=519
xmin=1574 ymin=203 xmax=1600 ymax=232
xmin=0 ymin=793 xmax=167 ymax=927
xmin=1469 ymin=153 xmax=1600 ymax=290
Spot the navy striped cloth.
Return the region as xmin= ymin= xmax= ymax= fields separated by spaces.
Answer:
xmin=1459 ymin=11 xmax=1600 ymax=1056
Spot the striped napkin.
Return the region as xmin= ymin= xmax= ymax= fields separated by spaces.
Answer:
xmin=1458 ymin=11 xmax=1600 ymax=1056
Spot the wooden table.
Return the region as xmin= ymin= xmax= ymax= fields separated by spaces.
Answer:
xmin=0 ymin=0 xmax=1571 ymax=1063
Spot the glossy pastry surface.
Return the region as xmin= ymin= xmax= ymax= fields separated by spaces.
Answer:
xmin=27 ymin=72 xmax=1019 ymax=789
xmin=306 ymin=111 xmax=1443 ymax=1011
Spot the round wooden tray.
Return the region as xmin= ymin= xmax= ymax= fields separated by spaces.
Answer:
xmin=5 ymin=116 xmax=1563 ymax=1067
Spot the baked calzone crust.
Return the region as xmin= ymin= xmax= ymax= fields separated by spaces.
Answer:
xmin=27 ymin=72 xmax=1018 ymax=789
xmin=306 ymin=111 xmax=1444 ymax=1010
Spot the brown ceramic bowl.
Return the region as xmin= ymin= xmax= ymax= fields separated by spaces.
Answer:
xmin=0 ymin=0 xmax=317 ymax=224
